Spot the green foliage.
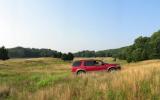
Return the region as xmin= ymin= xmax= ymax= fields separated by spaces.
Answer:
xmin=8 ymin=47 xmax=62 ymax=58
xmin=61 ymin=52 xmax=74 ymax=61
xmin=68 ymin=52 xmax=74 ymax=60
xmin=74 ymin=48 xmax=126 ymax=58
xmin=95 ymin=51 xmax=106 ymax=57
xmin=36 ymin=74 xmax=67 ymax=88
xmin=0 ymin=46 xmax=9 ymax=61
xmin=116 ymin=30 xmax=160 ymax=62
xmin=150 ymin=30 xmax=160 ymax=58
xmin=74 ymin=50 xmax=96 ymax=57
xmin=53 ymin=52 xmax=62 ymax=58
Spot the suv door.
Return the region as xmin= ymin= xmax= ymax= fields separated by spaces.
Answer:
xmin=94 ymin=60 xmax=106 ymax=71
xmin=83 ymin=61 xmax=97 ymax=71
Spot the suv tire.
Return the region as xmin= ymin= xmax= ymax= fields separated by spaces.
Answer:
xmin=77 ymin=70 xmax=85 ymax=75
xmin=108 ymin=68 xmax=116 ymax=73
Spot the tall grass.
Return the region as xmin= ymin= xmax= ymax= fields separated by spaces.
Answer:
xmin=0 ymin=58 xmax=160 ymax=100
xmin=28 ymin=61 xmax=160 ymax=100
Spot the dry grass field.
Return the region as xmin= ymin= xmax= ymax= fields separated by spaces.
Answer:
xmin=0 ymin=57 xmax=160 ymax=100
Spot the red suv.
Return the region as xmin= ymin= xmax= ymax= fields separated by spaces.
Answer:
xmin=72 ymin=60 xmax=121 ymax=75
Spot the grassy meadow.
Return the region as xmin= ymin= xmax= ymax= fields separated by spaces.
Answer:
xmin=0 ymin=57 xmax=160 ymax=100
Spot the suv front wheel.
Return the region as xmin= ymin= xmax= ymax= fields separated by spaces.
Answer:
xmin=108 ymin=68 xmax=117 ymax=73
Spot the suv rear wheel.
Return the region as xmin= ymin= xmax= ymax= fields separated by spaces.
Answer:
xmin=77 ymin=70 xmax=85 ymax=75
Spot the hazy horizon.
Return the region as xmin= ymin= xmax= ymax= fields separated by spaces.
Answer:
xmin=1 ymin=0 xmax=160 ymax=53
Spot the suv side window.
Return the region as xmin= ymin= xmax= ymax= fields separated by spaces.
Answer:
xmin=72 ymin=61 xmax=81 ymax=67
xmin=84 ymin=61 xmax=95 ymax=66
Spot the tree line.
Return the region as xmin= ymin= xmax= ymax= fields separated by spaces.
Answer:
xmin=1 ymin=30 xmax=160 ymax=62
xmin=0 ymin=47 xmax=74 ymax=61
xmin=0 ymin=46 xmax=9 ymax=60
xmin=74 ymin=30 xmax=160 ymax=62
xmin=8 ymin=47 xmax=62 ymax=58
xmin=74 ymin=48 xmax=125 ymax=58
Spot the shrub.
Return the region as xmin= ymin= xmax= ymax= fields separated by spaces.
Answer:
xmin=61 ymin=53 xmax=74 ymax=61
xmin=0 ymin=46 xmax=9 ymax=61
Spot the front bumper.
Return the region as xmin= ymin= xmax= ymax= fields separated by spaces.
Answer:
xmin=116 ymin=66 xmax=121 ymax=70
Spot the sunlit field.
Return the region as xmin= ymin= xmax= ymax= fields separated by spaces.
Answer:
xmin=0 ymin=57 xmax=160 ymax=100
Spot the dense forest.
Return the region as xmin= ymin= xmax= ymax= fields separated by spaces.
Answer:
xmin=118 ymin=30 xmax=160 ymax=62
xmin=8 ymin=47 xmax=62 ymax=58
xmin=74 ymin=30 xmax=160 ymax=62
xmin=74 ymin=47 xmax=126 ymax=58
xmin=0 ymin=47 xmax=74 ymax=61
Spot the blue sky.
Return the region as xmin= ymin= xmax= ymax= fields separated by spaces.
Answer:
xmin=0 ymin=0 xmax=160 ymax=53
